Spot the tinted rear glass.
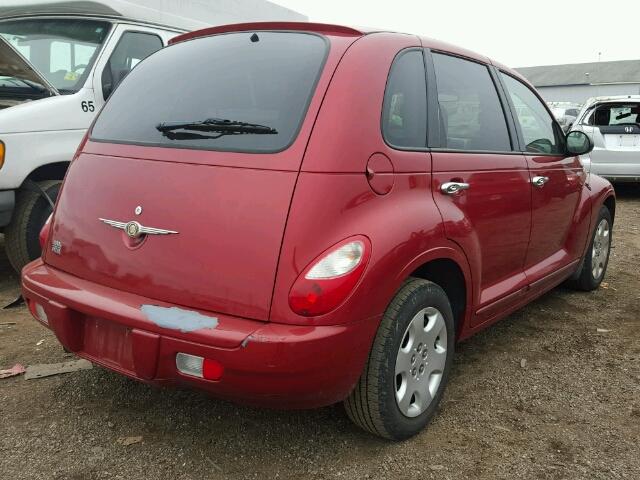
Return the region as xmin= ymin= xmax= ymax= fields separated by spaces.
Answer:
xmin=432 ymin=53 xmax=511 ymax=152
xmin=91 ymin=32 xmax=327 ymax=153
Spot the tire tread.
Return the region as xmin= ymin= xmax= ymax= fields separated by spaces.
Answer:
xmin=4 ymin=180 xmax=61 ymax=272
xmin=345 ymin=277 xmax=442 ymax=439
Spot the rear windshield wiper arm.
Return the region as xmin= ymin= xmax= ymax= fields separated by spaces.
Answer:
xmin=156 ymin=118 xmax=278 ymax=137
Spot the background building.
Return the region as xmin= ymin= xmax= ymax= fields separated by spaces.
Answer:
xmin=516 ymin=59 xmax=640 ymax=104
xmin=0 ymin=0 xmax=307 ymax=30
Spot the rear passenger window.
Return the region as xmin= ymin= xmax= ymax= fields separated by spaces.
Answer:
xmin=432 ymin=53 xmax=511 ymax=152
xmin=500 ymin=73 xmax=562 ymax=154
xmin=382 ymin=50 xmax=427 ymax=149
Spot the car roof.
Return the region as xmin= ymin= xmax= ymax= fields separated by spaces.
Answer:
xmin=585 ymin=95 xmax=640 ymax=106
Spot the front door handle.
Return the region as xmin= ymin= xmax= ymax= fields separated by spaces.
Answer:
xmin=441 ymin=182 xmax=470 ymax=195
xmin=532 ymin=176 xmax=550 ymax=188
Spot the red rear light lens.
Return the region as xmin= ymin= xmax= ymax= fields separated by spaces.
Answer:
xmin=176 ymin=353 xmax=224 ymax=381
xmin=202 ymin=358 xmax=224 ymax=381
xmin=289 ymin=237 xmax=371 ymax=317
xmin=39 ymin=214 xmax=53 ymax=251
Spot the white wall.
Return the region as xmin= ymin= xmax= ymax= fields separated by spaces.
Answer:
xmin=536 ymin=83 xmax=640 ymax=104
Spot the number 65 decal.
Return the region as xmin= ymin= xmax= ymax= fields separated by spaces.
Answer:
xmin=81 ymin=101 xmax=95 ymax=112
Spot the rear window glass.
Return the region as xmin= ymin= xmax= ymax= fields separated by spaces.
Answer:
xmin=586 ymin=104 xmax=640 ymax=126
xmin=382 ymin=50 xmax=427 ymax=149
xmin=91 ymin=32 xmax=328 ymax=153
xmin=432 ymin=53 xmax=511 ymax=152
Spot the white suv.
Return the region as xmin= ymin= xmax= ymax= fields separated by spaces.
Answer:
xmin=571 ymin=95 xmax=640 ymax=183
xmin=0 ymin=0 xmax=306 ymax=272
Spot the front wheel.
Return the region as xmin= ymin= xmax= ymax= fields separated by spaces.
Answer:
xmin=567 ymin=205 xmax=612 ymax=291
xmin=4 ymin=180 xmax=61 ymax=273
xmin=345 ymin=278 xmax=455 ymax=440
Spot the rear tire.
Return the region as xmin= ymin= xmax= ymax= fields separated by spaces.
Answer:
xmin=4 ymin=180 xmax=61 ymax=273
xmin=567 ymin=205 xmax=612 ymax=291
xmin=345 ymin=278 xmax=455 ymax=440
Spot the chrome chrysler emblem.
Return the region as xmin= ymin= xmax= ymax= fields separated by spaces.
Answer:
xmin=125 ymin=221 xmax=142 ymax=238
xmin=99 ymin=218 xmax=178 ymax=238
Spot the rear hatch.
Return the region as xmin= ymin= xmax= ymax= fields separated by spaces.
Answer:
xmin=587 ymin=102 xmax=640 ymax=166
xmin=599 ymin=124 xmax=640 ymax=153
xmin=44 ymin=30 xmax=345 ymax=321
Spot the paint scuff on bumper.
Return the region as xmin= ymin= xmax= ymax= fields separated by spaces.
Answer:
xmin=140 ymin=305 xmax=218 ymax=333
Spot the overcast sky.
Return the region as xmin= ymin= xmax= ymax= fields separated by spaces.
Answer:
xmin=273 ymin=0 xmax=640 ymax=68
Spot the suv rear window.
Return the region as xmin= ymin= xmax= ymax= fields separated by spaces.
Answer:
xmin=585 ymin=104 xmax=640 ymax=126
xmin=91 ymin=32 xmax=327 ymax=153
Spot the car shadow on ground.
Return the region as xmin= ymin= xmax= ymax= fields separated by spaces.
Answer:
xmin=612 ymin=182 xmax=640 ymax=199
xmin=34 ymin=283 xmax=580 ymax=448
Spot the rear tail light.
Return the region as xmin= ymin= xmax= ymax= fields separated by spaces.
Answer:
xmin=0 ymin=141 xmax=5 ymax=170
xmin=39 ymin=214 xmax=53 ymax=250
xmin=289 ymin=237 xmax=371 ymax=317
xmin=175 ymin=353 xmax=224 ymax=381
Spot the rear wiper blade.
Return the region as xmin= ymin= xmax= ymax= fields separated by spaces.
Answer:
xmin=156 ymin=118 xmax=277 ymax=136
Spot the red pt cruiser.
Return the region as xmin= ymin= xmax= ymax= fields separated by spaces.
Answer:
xmin=22 ymin=22 xmax=615 ymax=440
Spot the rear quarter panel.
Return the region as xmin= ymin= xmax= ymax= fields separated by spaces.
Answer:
xmin=271 ymin=33 xmax=472 ymax=328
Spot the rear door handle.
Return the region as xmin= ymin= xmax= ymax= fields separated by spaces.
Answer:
xmin=532 ymin=176 xmax=550 ymax=188
xmin=441 ymin=182 xmax=470 ymax=195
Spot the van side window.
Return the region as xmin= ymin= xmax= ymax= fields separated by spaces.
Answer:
xmin=432 ymin=53 xmax=511 ymax=152
xmin=382 ymin=50 xmax=427 ymax=149
xmin=102 ymin=31 xmax=163 ymax=100
xmin=500 ymin=73 xmax=562 ymax=154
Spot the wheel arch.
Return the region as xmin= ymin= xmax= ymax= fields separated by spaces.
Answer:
xmin=396 ymin=246 xmax=473 ymax=340
xmin=23 ymin=162 xmax=69 ymax=184
xmin=603 ymin=194 xmax=616 ymax=224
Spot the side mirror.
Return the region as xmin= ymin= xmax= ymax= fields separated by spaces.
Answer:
xmin=566 ymin=130 xmax=593 ymax=156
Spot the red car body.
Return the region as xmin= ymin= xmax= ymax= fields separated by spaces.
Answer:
xmin=22 ymin=23 xmax=615 ymax=409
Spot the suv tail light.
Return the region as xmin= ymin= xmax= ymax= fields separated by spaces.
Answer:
xmin=289 ymin=237 xmax=371 ymax=317
xmin=39 ymin=214 xmax=53 ymax=250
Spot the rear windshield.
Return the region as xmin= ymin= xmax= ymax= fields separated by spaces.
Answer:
xmin=91 ymin=32 xmax=328 ymax=153
xmin=585 ymin=103 xmax=640 ymax=126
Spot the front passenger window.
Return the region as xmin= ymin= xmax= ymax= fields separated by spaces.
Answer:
xmin=102 ymin=31 xmax=163 ymax=100
xmin=500 ymin=73 xmax=562 ymax=154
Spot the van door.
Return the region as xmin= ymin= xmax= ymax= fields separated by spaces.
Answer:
xmin=499 ymin=72 xmax=585 ymax=289
xmin=428 ymin=53 xmax=532 ymax=327
xmin=92 ymin=24 xmax=172 ymax=109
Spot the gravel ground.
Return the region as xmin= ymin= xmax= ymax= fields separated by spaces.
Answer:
xmin=0 ymin=186 xmax=638 ymax=480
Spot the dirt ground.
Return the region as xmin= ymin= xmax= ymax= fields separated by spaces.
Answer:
xmin=1 ymin=187 xmax=638 ymax=480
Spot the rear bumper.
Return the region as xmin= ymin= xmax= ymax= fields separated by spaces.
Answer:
xmin=21 ymin=260 xmax=379 ymax=408
xmin=588 ymin=150 xmax=640 ymax=181
xmin=0 ymin=190 xmax=15 ymax=227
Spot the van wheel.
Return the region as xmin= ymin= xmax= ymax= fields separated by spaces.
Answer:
xmin=4 ymin=180 xmax=61 ymax=273
xmin=567 ymin=205 xmax=612 ymax=291
xmin=345 ymin=278 xmax=455 ymax=440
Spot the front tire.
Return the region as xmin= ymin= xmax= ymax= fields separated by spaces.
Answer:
xmin=345 ymin=278 xmax=455 ymax=440
xmin=4 ymin=180 xmax=61 ymax=273
xmin=568 ymin=205 xmax=612 ymax=291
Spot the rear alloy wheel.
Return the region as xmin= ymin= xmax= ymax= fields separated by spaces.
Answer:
xmin=568 ymin=205 xmax=612 ymax=291
xmin=4 ymin=180 xmax=61 ymax=273
xmin=345 ymin=278 xmax=455 ymax=440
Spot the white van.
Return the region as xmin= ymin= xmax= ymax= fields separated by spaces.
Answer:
xmin=0 ymin=0 xmax=306 ymax=272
